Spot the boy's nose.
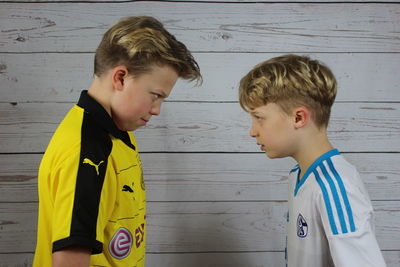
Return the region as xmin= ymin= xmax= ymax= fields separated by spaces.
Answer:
xmin=249 ymin=124 xmax=257 ymax=138
xmin=150 ymin=103 xmax=161 ymax=116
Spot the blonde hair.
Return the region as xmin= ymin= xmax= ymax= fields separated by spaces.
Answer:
xmin=239 ymin=54 xmax=337 ymax=128
xmin=94 ymin=16 xmax=201 ymax=83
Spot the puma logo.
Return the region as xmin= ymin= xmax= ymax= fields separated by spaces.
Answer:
xmin=122 ymin=185 xmax=134 ymax=193
xmin=82 ymin=158 xmax=104 ymax=175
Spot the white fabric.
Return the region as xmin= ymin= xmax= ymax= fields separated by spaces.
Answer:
xmin=286 ymin=149 xmax=386 ymax=267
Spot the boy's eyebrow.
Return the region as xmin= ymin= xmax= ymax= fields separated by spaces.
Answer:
xmin=161 ymin=91 xmax=169 ymax=98
xmin=156 ymin=90 xmax=168 ymax=98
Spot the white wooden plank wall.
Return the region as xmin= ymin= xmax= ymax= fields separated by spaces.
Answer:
xmin=0 ymin=1 xmax=399 ymax=266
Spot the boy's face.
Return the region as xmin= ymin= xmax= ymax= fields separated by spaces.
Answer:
xmin=249 ymin=103 xmax=297 ymax=159
xmin=110 ymin=65 xmax=178 ymax=131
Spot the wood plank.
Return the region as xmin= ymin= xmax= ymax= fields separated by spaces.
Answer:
xmin=1 ymin=52 xmax=399 ymax=103
xmin=0 ymin=102 xmax=399 ymax=153
xmin=0 ymin=251 xmax=399 ymax=267
xmin=190 ymin=0 xmax=400 ymax=1
xmin=0 ymin=201 xmax=399 ymax=253
xmin=146 ymin=251 xmax=400 ymax=267
xmin=179 ymin=0 xmax=400 ymax=2
xmin=3 ymin=0 xmax=400 ymax=2
xmin=1 ymin=3 xmax=399 ymax=53
xmin=1 ymin=153 xmax=399 ymax=202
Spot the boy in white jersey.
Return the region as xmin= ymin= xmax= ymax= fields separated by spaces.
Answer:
xmin=238 ymin=54 xmax=386 ymax=266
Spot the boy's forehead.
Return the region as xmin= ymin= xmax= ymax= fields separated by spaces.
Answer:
xmin=249 ymin=105 xmax=267 ymax=115
xmin=249 ymin=103 xmax=270 ymax=112
xmin=249 ymin=102 xmax=283 ymax=114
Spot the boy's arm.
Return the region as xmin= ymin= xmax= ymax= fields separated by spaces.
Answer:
xmin=48 ymin=151 xmax=109 ymax=264
xmin=326 ymin=214 xmax=386 ymax=267
xmin=317 ymin=191 xmax=386 ymax=266
xmin=52 ymin=246 xmax=91 ymax=267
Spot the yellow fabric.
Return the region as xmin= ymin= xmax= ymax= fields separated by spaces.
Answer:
xmin=33 ymin=104 xmax=146 ymax=267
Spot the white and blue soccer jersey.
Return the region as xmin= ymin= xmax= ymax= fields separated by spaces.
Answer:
xmin=286 ymin=149 xmax=386 ymax=267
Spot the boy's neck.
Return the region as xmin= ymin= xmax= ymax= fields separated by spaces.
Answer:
xmin=292 ymin=130 xmax=334 ymax=181
xmin=87 ymin=75 xmax=113 ymax=116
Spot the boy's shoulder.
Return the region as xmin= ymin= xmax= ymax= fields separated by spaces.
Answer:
xmin=311 ymin=152 xmax=364 ymax=197
xmin=328 ymin=154 xmax=363 ymax=190
xmin=46 ymin=104 xmax=85 ymax=151
xmin=294 ymin=152 xmax=373 ymax=236
xmin=43 ymin=103 xmax=112 ymax=162
xmin=291 ymin=150 xmax=367 ymax=199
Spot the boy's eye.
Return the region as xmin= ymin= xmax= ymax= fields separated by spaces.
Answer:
xmin=152 ymin=93 xmax=161 ymax=99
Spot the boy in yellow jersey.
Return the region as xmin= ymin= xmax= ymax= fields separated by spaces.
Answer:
xmin=33 ymin=16 xmax=201 ymax=267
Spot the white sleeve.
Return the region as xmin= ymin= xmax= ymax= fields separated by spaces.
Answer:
xmin=315 ymin=160 xmax=387 ymax=267
xmin=327 ymin=212 xmax=386 ymax=267
xmin=316 ymin=182 xmax=386 ymax=267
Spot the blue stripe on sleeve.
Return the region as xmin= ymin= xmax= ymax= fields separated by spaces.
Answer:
xmin=320 ymin=163 xmax=348 ymax=234
xmin=327 ymin=158 xmax=356 ymax=232
xmin=314 ymin=170 xmax=338 ymax=235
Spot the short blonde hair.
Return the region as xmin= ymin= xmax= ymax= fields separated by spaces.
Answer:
xmin=239 ymin=54 xmax=337 ymax=128
xmin=94 ymin=16 xmax=201 ymax=83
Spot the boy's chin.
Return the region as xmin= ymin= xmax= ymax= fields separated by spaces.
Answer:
xmin=128 ymin=125 xmax=142 ymax=131
xmin=265 ymin=151 xmax=285 ymax=159
xmin=116 ymin=122 xmax=143 ymax=132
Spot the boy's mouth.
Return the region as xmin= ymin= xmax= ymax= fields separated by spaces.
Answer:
xmin=257 ymin=143 xmax=265 ymax=151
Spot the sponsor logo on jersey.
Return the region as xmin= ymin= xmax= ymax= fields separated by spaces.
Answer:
xmin=109 ymin=227 xmax=133 ymax=259
xmin=135 ymin=223 xmax=145 ymax=248
xmin=297 ymin=213 xmax=308 ymax=238
xmin=122 ymin=185 xmax=134 ymax=193
xmin=82 ymin=158 xmax=104 ymax=175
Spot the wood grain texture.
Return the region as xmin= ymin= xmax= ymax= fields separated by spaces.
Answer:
xmin=146 ymin=250 xmax=400 ymax=267
xmin=1 ymin=153 xmax=399 ymax=202
xmin=0 ymin=0 xmax=399 ymax=265
xmin=1 ymin=52 xmax=399 ymax=103
xmin=0 ymin=102 xmax=398 ymax=153
xmin=3 ymin=0 xmax=400 ymax=2
xmin=1 ymin=201 xmax=399 ymax=253
xmin=0 ymin=251 xmax=399 ymax=267
xmin=1 ymin=2 xmax=399 ymax=53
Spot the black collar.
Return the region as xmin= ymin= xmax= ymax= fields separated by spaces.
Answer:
xmin=77 ymin=90 xmax=135 ymax=150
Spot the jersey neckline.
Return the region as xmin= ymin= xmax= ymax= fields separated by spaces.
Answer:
xmin=77 ymin=90 xmax=136 ymax=150
xmin=294 ymin=148 xmax=340 ymax=196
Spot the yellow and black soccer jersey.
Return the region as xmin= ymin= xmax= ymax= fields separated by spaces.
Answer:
xmin=33 ymin=90 xmax=146 ymax=267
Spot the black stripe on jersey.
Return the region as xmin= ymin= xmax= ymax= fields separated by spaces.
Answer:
xmin=53 ymin=111 xmax=112 ymax=254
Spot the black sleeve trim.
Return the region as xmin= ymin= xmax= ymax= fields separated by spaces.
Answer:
xmin=53 ymin=236 xmax=103 ymax=254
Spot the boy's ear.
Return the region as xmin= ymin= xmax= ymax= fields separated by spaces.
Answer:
xmin=111 ymin=66 xmax=128 ymax=91
xmin=293 ymin=107 xmax=310 ymax=129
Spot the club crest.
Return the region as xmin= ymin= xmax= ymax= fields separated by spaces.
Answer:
xmin=297 ymin=213 xmax=308 ymax=238
xmin=136 ymin=153 xmax=145 ymax=191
